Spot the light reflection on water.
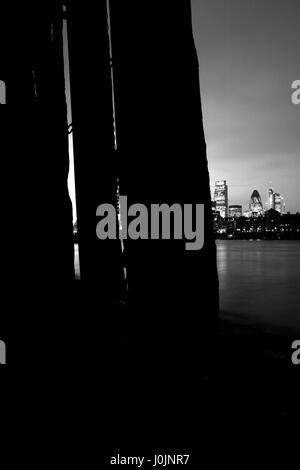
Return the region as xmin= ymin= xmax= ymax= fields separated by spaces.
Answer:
xmin=217 ymin=240 xmax=300 ymax=334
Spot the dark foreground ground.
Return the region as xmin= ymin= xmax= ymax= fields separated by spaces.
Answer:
xmin=219 ymin=318 xmax=300 ymax=420
xmin=1 ymin=298 xmax=299 ymax=465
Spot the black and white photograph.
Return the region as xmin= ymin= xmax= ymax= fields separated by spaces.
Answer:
xmin=0 ymin=0 xmax=299 ymax=465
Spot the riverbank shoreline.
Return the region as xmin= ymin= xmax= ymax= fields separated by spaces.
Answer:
xmin=218 ymin=315 xmax=300 ymax=423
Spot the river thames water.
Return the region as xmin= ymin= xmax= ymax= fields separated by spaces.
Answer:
xmin=75 ymin=241 xmax=300 ymax=334
xmin=217 ymin=240 xmax=300 ymax=334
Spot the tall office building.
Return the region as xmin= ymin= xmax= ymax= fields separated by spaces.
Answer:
xmin=268 ymin=186 xmax=285 ymax=213
xmin=214 ymin=180 xmax=228 ymax=218
xmin=249 ymin=189 xmax=264 ymax=216
xmin=274 ymin=193 xmax=285 ymax=214
xmin=268 ymin=187 xmax=275 ymax=210
xmin=229 ymin=205 xmax=242 ymax=218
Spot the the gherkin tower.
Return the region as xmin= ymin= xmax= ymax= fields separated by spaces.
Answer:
xmin=249 ymin=189 xmax=264 ymax=216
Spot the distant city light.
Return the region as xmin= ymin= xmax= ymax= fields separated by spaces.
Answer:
xmin=212 ymin=180 xmax=298 ymax=239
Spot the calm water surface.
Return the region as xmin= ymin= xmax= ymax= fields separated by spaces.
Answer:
xmin=75 ymin=241 xmax=300 ymax=333
xmin=217 ymin=240 xmax=300 ymax=334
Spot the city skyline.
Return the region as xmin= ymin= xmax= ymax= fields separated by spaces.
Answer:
xmin=213 ymin=179 xmax=288 ymax=217
xmin=213 ymin=179 xmax=288 ymax=216
xmin=191 ymin=0 xmax=300 ymax=213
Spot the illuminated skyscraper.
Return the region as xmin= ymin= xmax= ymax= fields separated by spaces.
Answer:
xmin=249 ymin=190 xmax=264 ymax=217
xmin=229 ymin=205 xmax=242 ymax=218
xmin=268 ymin=186 xmax=285 ymax=213
xmin=274 ymin=193 xmax=285 ymax=214
xmin=268 ymin=187 xmax=275 ymax=210
xmin=214 ymin=180 xmax=228 ymax=218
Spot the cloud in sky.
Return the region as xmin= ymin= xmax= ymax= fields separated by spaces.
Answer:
xmin=191 ymin=0 xmax=300 ymax=212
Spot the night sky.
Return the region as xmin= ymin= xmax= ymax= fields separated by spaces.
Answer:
xmin=191 ymin=0 xmax=300 ymax=212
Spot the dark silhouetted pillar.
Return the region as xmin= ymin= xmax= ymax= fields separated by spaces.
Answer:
xmin=0 ymin=1 xmax=74 ymax=422
xmin=109 ymin=0 xmax=219 ymax=445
